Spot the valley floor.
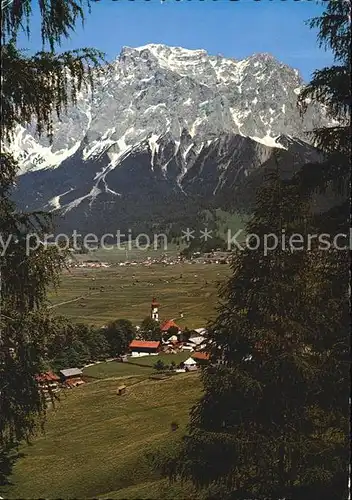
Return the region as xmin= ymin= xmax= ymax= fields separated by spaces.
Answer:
xmin=48 ymin=263 xmax=230 ymax=328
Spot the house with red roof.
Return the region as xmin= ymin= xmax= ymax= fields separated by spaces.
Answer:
xmin=129 ymin=340 xmax=161 ymax=357
xmin=192 ymin=352 xmax=210 ymax=366
xmin=35 ymin=371 xmax=60 ymax=392
xmin=160 ymin=319 xmax=181 ymax=333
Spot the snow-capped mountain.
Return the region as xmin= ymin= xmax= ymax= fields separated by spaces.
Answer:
xmin=10 ymin=44 xmax=328 ymax=234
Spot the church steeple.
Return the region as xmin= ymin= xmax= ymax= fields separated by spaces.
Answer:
xmin=151 ymin=297 xmax=159 ymax=322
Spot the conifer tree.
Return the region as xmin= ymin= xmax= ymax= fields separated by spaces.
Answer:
xmin=0 ymin=0 xmax=104 ymax=484
xmin=163 ymin=165 xmax=349 ymax=499
xmin=162 ymin=2 xmax=350 ymax=496
xmin=297 ymin=0 xmax=351 ymax=225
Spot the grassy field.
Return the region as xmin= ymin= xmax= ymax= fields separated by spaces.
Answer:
xmin=129 ymin=352 xmax=190 ymax=367
xmin=48 ymin=263 xmax=230 ymax=328
xmin=83 ymin=361 xmax=154 ymax=379
xmin=83 ymin=353 xmax=190 ymax=379
xmin=1 ymin=373 xmax=202 ymax=499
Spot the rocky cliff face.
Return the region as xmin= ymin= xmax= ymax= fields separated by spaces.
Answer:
xmin=8 ymin=44 xmax=328 ymax=234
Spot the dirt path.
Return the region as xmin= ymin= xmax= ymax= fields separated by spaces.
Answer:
xmin=48 ymin=289 xmax=101 ymax=309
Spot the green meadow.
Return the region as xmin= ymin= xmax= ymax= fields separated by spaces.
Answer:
xmin=1 ymin=373 xmax=202 ymax=499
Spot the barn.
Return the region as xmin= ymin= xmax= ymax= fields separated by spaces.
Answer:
xmin=129 ymin=340 xmax=161 ymax=357
xmin=59 ymin=368 xmax=84 ymax=388
xmin=192 ymin=352 xmax=210 ymax=366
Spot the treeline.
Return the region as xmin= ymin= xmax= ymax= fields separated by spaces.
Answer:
xmin=42 ymin=317 xmax=197 ymax=371
xmin=180 ymin=235 xmax=228 ymax=257
xmin=42 ymin=317 xmax=136 ymax=371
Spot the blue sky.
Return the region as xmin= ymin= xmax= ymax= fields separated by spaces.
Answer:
xmin=20 ymin=0 xmax=333 ymax=82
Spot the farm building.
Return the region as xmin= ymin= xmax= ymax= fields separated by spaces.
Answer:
xmin=167 ymin=334 xmax=178 ymax=343
xmin=188 ymin=335 xmax=206 ymax=348
xmin=129 ymin=340 xmax=161 ymax=357
xmin=162 ymin=344 xmax=178 ymax=354
xmin=60 ymin=368 xmax=84 ymax=388
xmin=116 ymin=385 xmax=126 ymax=395
xmin=183 ymin=357 xmax=198 ymax=371
xmin=194 ymin=328 xmax=207 ymax=336
xmin=192 ymin=352 xmax=210 ymax=366
xmin=181 ymin=345 xmax=194 ymax=352
xmin=116 ymin=354 xmax=128 ymax=362
xmin=160 ymin=319 xmax=181 ymax=333
xmin=36 ymin=371 xmax=60 ymax=393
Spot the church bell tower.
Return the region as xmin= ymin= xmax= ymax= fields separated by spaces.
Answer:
xmin=151 ymin=297 xmax=159 ymax=322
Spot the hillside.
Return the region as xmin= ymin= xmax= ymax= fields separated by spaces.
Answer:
xmin=0 ymin=373 xmax=202 ymax=499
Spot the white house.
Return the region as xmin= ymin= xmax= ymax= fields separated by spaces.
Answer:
xmin=188 ymin=335 xmax=205 ymax=346
xmin=181 ymin=345 xmax=194 ymax=352
xmin=183 ymin=357 xmax=198 ymax=371
xmin=184 ymin=357 xmax=197 ymax=366
xmin=167 ymin=334 xmax=178 ymax=342
xmin=194 ymin=328 xmax=207 ymax=335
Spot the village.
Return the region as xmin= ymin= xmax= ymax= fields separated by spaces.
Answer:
xmin=66 ymin=251 xmax=231 ymax=269
xmin=36 ymin=297 xmax=210 ymax=396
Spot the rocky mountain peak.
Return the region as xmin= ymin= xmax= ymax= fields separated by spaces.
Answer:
xmin=6 ymin=43 xmax=328 ymax=178
xmin=7 ymin=43 xmax=330 ymax=235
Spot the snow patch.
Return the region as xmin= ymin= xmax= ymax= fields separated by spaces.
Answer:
xmin=148 ymin=133 xmax=160 ymax=168
xmin=144 ymin=103 xmax=167 ymax=114
xmin=174 ymin=140 xmax=180 ymax=156
xmin=195 ymin=143 xmax=205 ymax=155
xmin=229 ymin=108 xmax=244 ymax=134
xmin=48 ymin=196 xmax=61 ymax=210
xmin=63 ymin=184 xmax=101 ymax=214
xmin=183 ymin=143 xmax=194 ymax=160
xmin=250 ymin=135 xmax=286 ymax=149
xmin=48 ymin=188 xmax=74 ymax=210
xmin=9 ymin=126 xmax=83 ymax=175
xmin=140 ymin=76 xmax=154 ymax=83
xmin=135 ymin=89 xmax=147 ymax=98
xmin=83 ymin=136 xmax=115 ymax=160
xmin=189 ymin=117 xmax=204 ymax=138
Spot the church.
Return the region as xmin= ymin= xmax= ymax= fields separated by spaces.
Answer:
xmin=150 ymin=297 xmax=181 ymax=334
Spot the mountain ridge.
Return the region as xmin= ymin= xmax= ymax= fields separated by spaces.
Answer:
xmin=8 ymin=43 xmax=330 ymax=234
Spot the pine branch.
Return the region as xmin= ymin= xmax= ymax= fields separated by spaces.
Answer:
xmin=306 ymin=1 xmax=351 ymax=64
xmin=1 ymin=44 xmax=106 ymax=141
xmin=1 ymin=0 xmax=91 ymax=51
xmin=299 ymin=66 xmax=351 ymax=122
